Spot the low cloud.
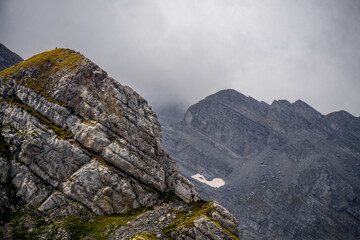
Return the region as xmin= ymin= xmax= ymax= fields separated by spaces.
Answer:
xmin=1 ymin=0 xmax=359 ymax=115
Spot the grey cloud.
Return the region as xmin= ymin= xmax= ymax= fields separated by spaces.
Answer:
xmin=1 ymin=0 xmax=359 ymax=115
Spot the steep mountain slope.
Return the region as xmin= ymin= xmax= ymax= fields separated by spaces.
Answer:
xmin=161 ymin=89 xmax=360 ymax=240
xmin=0 ymin=49 xmax=239 ymax=239
xmin=0 ymin=43 xmax=23 ymax=71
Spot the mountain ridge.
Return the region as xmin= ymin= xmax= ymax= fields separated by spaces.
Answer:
xmin=160 ymin=88 xmax=360 ymax=240
xmin=0 ymin=43 xmax=23 ymax=71
xmin=0 ymin=48 xmax=239 ymax=239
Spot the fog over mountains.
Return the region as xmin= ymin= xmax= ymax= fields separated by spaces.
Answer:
xmin=159 ymin=89 xmax=360 ymax=240
xmin=1 ymin=1 xmax=360 ymax=236
xmin=1 ymin=0 xmax=360 ymax=116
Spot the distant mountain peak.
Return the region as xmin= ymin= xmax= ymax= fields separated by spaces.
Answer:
xmin=0 ymin=43 xmax=23 ymax=71
xmin=270 ymin=99 xmax=292 ymax=110
xmin=292 ymin=99 xmax=322 ymax=123
xmin=206 ymin=89 xmax=255 ymax=103
xmin=160 ymin=88 xmax=360 ymax=240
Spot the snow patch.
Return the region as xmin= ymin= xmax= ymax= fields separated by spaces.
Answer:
xmin=191 ymin=173 xmax=225 ymax=188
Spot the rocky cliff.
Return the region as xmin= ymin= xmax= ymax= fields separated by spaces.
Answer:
xmin=0 ymin=43 xmax=23 ymax=71
xmin=0 ymin=48 xmax=239 ymax=239
xmin=160 ymin=89 xmax=360 ymax=240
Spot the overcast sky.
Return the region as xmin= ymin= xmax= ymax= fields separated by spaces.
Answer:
xmin=1 ymin=0 xmax=359 ymax=116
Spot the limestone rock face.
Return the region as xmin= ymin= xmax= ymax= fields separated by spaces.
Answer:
xmin=160 ymin=89 xmax=360 ymax=240
xmin=110 ymin=199 xmax=239 ymax=240
xmin=169 ymin=201 xmax=239 ymax=240
xmin=0 ymin=48 xmax=238 ymax=239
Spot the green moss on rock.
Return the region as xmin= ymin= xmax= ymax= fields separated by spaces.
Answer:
xmin=130 ymin=232 xmax=157 ymax=240
xmin=163 ymin=200 xmax=211 ymax=233
xmin=63 ymin=206 xmax=153 ymax=240
xmin=0 ymin=48 xmax=83 ymax=79
xmin=2 ymin=97 xmax=74 ymax=139
xmin=0 ymin=48 xmax=85 ymax=107
xmin=163 ymin=200 xmax=240 ymax=240
xmin=212 ymin=219 xmax=240 ymax=240
xmin=7 ymin=206 xmax=48 ymax=240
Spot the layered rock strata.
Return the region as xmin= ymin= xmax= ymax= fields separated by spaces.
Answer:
xmin=160 ymin=89 xmax=360 ymax=240
xmin=0 ymin=43 xmax=23 ymax=71
xmin=0 ymin=48 xmax=238 ymax=239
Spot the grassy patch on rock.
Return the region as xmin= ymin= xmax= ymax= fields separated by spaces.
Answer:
xmin=163 ymin=200 xmax=211 ymax=233
xmin=6 ymin=206 xmax=49 ymax=240
xmin=11 ymin=217 xmax=47 ymax=240
xmin=212 ymin=219 xmax=240 ymax=240
xmin=63 ymin=206 xmax=154 ymax=240
xmin=0 ymin=48 xmax=83 ymax=80
xmin=163 ymin=200 xmax=240 ymax=240
xmin=2 ymin=97 xmax=73 ymax=139
xmin=0 ymin=48 xmax=85 ymax=107
xmin=129 ymin=232 xmax=157 ymax=240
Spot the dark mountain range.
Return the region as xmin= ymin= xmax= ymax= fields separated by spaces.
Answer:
xmin=159 ymin=89 xmax=360 ymax=240
xmin=0 ymin=48 xmax=239 ymax=239
xmin=0 ymin=43 xmax=23 ymax=71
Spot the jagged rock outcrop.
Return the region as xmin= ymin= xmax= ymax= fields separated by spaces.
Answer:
xmin=0 ymin=49 xmax=239 ymax=239
xmin=160 ymin=89 xmax=360 ymax=240
xmin=0 ymin=43 xmax=23 ymax=71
